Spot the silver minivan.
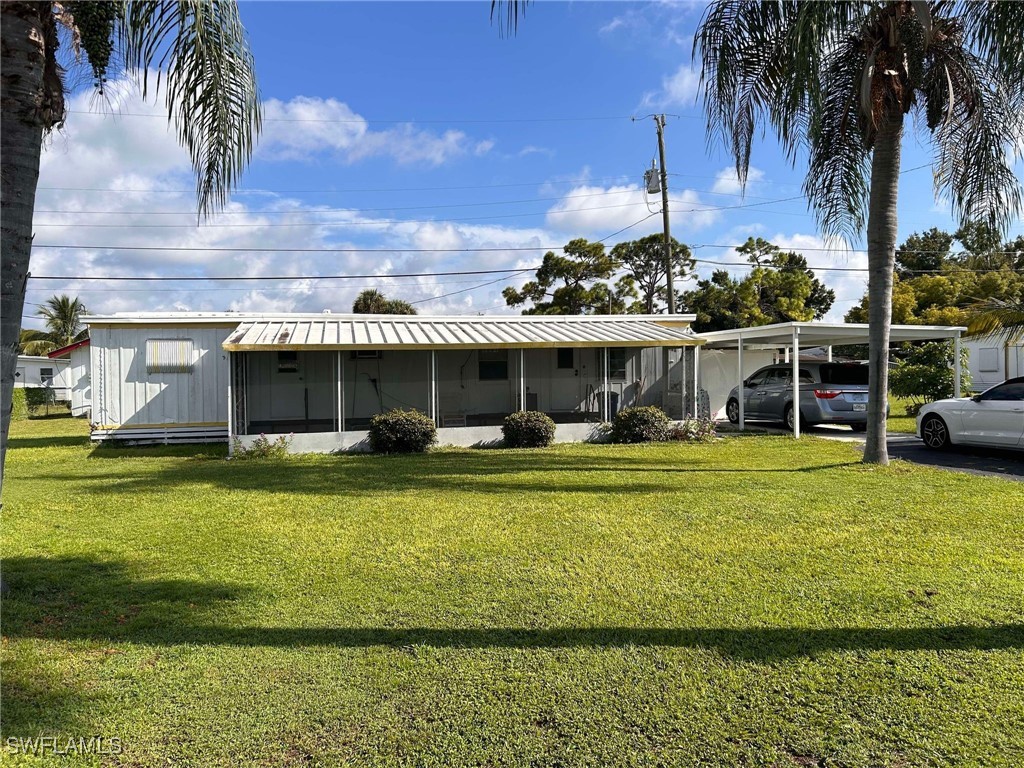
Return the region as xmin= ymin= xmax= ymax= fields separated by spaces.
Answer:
xmin=725 ymin=362 xmax=884 ymax=431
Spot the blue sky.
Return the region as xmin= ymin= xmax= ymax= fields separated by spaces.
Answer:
xmin=26 ymin=1 xmax=1023 ymax=327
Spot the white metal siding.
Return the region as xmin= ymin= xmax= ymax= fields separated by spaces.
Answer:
xmin=91 ymin=326 xmax=232 ymax=433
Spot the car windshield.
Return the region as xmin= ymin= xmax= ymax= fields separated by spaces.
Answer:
xmin=819 ymin=364 xmax=869 ymax=385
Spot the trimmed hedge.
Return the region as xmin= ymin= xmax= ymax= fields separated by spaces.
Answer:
xmin=11 ymin=389 xmax=28 ymax=420
xmin=610 ymin=406 xmax=670 ymax=444
xmin=502 ymin=410 xmax=556 ymax=448
xmin=368 ymin=408 xmax=437 ymax=454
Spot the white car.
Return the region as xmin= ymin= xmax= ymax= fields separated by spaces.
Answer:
xmin=917 ymin=377 xmax=1024 ymax=450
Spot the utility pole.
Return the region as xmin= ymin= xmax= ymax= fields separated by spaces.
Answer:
xmin=654 ymin=115 xmax=675 ymax=314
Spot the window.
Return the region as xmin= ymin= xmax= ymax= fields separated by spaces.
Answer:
xmin=557 ymin=348 xmax=574 ymax=369
xmin=608 ymin=348 xmax=626 ymax=379
xmin=978 ymin=347 xmax=999 ymax=372
xmin=350 ymin=350 xmax=383 ymax=360
xmin=277 ymin=351 xmax=298 ymax=373
xmin=981 ymin=382 xmax=1024 ymax=401
xmin=146 ymin=339 xmax=194 ymax=374
xmin=39 ymin=367 xmax=54 ymax=385
xmin=765 ymin=369 xmax=791 ymax=387
xmin=478 ymin=349 xmax=508 ymax=381
xmin=798 ymin=369 xmax=816 ymax=384
xmin=745 ymin=371 xmax=768 ymax=388
xmin=820 ymin=363 xmax=869 ymax=385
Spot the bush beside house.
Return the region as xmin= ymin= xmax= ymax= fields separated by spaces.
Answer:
xmin=369 ymin=409 xmax=437 ymax=454
xmin=610 ymin=406 xmax=671 ymax=443
xmin=502 ymin=411 xmax=557 ymax=448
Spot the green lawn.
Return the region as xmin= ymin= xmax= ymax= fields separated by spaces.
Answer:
xmin=2 ymin=416 xmax=1022 ymax=767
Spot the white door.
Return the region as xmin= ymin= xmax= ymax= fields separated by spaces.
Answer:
xmin=959 ymin=380 xmax=1024 ymax=447
xmin=550 ymin=348 xmax=581 ymax=412
xmin=269 ymin=352 xmax=306 ymax=421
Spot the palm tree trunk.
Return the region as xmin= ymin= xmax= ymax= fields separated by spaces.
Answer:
xmin=1 ymin=2 xmax=59 ymax=497
xmin=863 ymin=110 xmax=903 ymax=465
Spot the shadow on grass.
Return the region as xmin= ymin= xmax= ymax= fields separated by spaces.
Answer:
xmin=4 ymin=556 xmax=1020 ymax=661
xmin=6 ymin=434 xmax=91 ymax=449
xmin=65 ymin=449 xmax=861 ymax=497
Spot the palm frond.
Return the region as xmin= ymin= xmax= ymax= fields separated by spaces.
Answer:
xmin=960 ymin=0 xmax=1024 ymax=81
xmin=490 ymin=0 xmax=528 ymax=37
xmin=805 ymin=32 xmax=872 ymax=241
xmin=928 ymin=42 xmax=1024 ymax=235
xmin=966 ymin=297 xmax=1024 ymax=344
xmin=120 ymin=1 xmax=261 ymax=216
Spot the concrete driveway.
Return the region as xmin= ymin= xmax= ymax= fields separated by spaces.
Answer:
xmin=721 ymin=422 xmax=1024 ymax=481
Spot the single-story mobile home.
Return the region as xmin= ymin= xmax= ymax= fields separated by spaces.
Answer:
xmin=963 ymin=334 xmax=1023 ymax=391
xmin=85 ymin=313 xmax=703 ymax=451
xmin=14 ymin=354 xmax=70 ymax=401
xmin=47 ymin=339 xmax=92 ymax=417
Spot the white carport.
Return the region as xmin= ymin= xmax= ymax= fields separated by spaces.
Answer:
xmin=698 ymin=322 xmax=966 ymax=437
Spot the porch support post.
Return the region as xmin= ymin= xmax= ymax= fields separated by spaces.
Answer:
xmin=429 ymin=350 xmax=438 ymax=423
xmin=953 ymin=332 xmax=962 ymax=398
xmin=340 ymin=351 xmax=346 ymax=432
xmin=603 ymin=346 xmax=610 ymax=421
xmin=227 ymin=352 xmax=234 ymax=452
xmin=680 ymin=348 xmax=685 ymax=418
xmin=693 ymin=344 xmax=700 ymax=417
xmin=826 ymin=345 xmax=833 ymax=362
xmin=792 ymin=326 xmax=801 ymax=439
xmin=737 ymin=335 xmax=745 ymax=430
xmin=519 ymin=348 xmax=526 ymax=411
xmin=336 ymin=351 xmax=343 ymax=432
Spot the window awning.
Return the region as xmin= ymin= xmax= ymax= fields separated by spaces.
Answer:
xmin=222 ymin=314 xmax=702 ymax=351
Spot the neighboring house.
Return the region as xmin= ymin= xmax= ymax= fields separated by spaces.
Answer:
xmin=84 ymin=313 xmax=703 ymax=450
xmin=47 ymin=339 xmax=92 ymax=417
xmin=14 ymin=354 xmax=70 ymax=401
xmin=963 ymin=334 xmax=1024 ymax=391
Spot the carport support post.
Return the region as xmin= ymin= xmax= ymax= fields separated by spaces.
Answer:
xmin=826 ymin=346 xmax=833 ymax=362
xmin=737 ymin=335 xmax=744 ymax=430
xmin=792 ymin=326 xmax=801 ymax=439
xmin=953 ymin=333 xmax=962 ymax=398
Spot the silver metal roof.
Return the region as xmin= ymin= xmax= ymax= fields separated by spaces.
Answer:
xmin=700 ymin=321 xmax=965 ymax=349
xmin=222 ymin=314 xmax=701 ymax=351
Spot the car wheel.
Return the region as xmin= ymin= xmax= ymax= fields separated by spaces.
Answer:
xmin=921 ymin=415 xmax=951 ymax=449
xmin=726 ymin=398 xmax=739 ymax=424
xmin=784 ymin=405 xmax=796 ymax=431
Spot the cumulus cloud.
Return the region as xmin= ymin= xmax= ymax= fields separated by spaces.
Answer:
xmin=545 ymin=183 xmax=721 ymax=237
xmin=257 ymin=96 xmax=481 ymax=166
xmin=640 ymin=64 xmax=701 ymax=109
xmin=28 ymin=84 xmax=558 ymax=319
xmin=712 ymin=166 xmax=765 ymax=196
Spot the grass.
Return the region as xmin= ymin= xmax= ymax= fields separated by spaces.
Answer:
xmin=2 ymin=415 xmax=1022 ymax=767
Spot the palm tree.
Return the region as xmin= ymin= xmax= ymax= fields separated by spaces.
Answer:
xmin=694 ymin=1 xmax=1024 ymax=464
xmin=967 ymin=298 xmax=1024 ymax=346
xmin=1 ymin=1 xmax=260 ymax=484
xmin=38 ymin=295 xmax=88 ymax=348
xmin=352 ymin=289 xmax=418 ymax=315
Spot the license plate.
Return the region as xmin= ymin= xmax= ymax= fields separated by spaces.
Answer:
xmin=853 ymin=404 xmax=866 ymax=411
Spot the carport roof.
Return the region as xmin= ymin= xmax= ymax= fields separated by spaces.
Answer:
xmin=221 ymin=314 xmax=702 ymax=351
xmin=699 ymin=321 xmax=965 ymax=350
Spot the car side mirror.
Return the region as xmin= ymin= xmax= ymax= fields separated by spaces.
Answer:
xmin=971 ymin=394 xmax=983 ymax=403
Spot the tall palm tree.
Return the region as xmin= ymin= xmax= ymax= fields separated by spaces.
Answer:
xmin=1 ymin=1 xmax=260 ymax=486
xmin=694 ymin=1 xmax=1024 ymax=464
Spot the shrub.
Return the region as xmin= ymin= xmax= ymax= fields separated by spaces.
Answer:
xmin=502 ymin=410 xmax=556 ymax=448
xmin=11 ymin=389 xmax=28 ymax=420
xmin=669 ymin=417 xmax=718 ymax=443
xmin=610 ymin=406 xmax=670 ymax=444
xmin=232 ymin=433 xmax=292 ymax=459
xmin=889 ymin=341 xmax=972 ymax=409
xmin=368 ymin=408 xmax=437 ymax=454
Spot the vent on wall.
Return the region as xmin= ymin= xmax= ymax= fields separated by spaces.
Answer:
xmin=146 ymin=339 xmax=195 ymax=373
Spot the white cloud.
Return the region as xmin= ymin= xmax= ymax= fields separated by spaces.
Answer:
xmin=545 ymin=183 xmax=721 ymax=237
xmin=640 ymin=64 xmax=701 ymax=109
xmin=257 ymin=96 xmax=479 ymax=166
xmin=712 ymin=166 xmax=765 ymax=196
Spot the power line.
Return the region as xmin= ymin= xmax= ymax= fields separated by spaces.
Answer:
xmin=63 ymin=109 xmax=702 ymax=125
xmin=28 ymin=266 xmax=536 ymax=282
